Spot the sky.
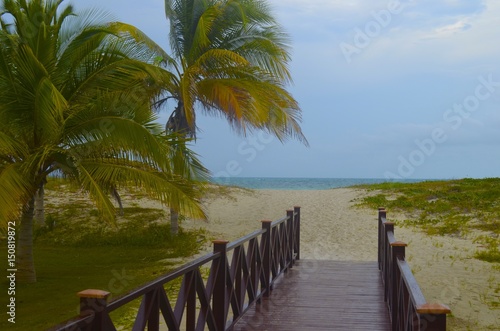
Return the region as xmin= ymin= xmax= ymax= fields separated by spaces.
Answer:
xmin=74 ymin=0 xmax=500 ymax=179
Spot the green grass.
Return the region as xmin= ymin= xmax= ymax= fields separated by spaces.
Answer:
xmin=473 ymin=236 xmax=500 ymax=263
xmin=0 ymin=192 xmax=207 ymax=330
xmin=1 ymin=245 xmax=179 ymax=330
xmin=354 ymin=178 xmax=500 ymax=263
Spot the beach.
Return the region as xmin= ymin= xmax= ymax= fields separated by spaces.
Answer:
xmin=180 ymin=187 xmax=500 ymax=331
xmin=183 ymin=187 xmax=380 ymax=261
xmin=45 ymin=184 xmax=500 ymax=330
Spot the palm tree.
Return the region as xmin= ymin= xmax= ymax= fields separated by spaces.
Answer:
xmin=0 ymin=0 xmax=207 ymax=283
xmin=160 ymin=0 xmax=308 ymax=232
xmin=161 ymin=0 xmax=307 ymax=140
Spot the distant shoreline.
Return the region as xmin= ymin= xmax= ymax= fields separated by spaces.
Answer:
xmin=209 ymin=176 xmax=429 ymax=190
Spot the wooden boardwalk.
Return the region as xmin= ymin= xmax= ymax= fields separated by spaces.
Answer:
xmin=51 ymin=208 xmax=450 ymax=331
xmin=233 ymin=260 xmax=390 ymax=331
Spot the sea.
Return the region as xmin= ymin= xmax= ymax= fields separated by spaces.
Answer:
xmin=210 ymin=177 xmax=425 ymax=190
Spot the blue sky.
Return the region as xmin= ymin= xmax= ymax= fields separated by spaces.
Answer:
xmin=75 ymin=0 xmax=500 ymax=179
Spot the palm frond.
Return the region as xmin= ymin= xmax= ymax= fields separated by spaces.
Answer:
xmin=79 ymin=159 xmax=207 ymax=219
xmin=188 ymin=3 xmax=221 ymax=62
xmin=106 ymin=22 xmax=173 ymax=64
xmin=226 ymin=24 xmax=292 ymax=83
xmin=64 ymin=116 xmax=172 ymax=170
xmin=34 ymin=77 xmax=67 ymax=144
xmin=196 ymin=66 xmax=308 ymax=145
xmin=57 ymin=6 xmax=112 ymax=52
xmin=77 ymin=162 xmax=116 ymax=223
xmin=161 ymin=133 xmax=210 ymax=181
xmin=0 ymin=163 xmax=34 ymax=224
xmin=195 ymin=48 xmax=249 ymax=70
xmin=0 ymin=130 xmax=28 ymax=161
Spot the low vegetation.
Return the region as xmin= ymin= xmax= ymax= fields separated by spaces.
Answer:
xmin=0 ymin=179 xmax=208 ymax=330
xmin=354 ymin=178 xmax=500 ymax=263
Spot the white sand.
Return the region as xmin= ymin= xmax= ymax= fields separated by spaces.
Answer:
xmin=183 ymin=188 xmax=380 ymax=261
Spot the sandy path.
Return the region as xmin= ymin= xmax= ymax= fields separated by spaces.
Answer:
xmin=183 ymin=188 xmax=379 ymax=261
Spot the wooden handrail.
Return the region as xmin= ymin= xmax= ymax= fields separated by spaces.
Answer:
xmin=378 ymin=208 xmax=451 ymax=331
xmin=49 ymin=207 xmax=301 ymax=331
xmin=107 ymin=252 xmax=221 ymax=311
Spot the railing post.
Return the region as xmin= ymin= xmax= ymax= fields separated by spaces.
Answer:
xmin=261 ymin=220 xmax=272 ymax=297
xmin=186 ymin=271 xmax=196 ymax=331
xmin=391 ymin=241 xmax=407 ymax=331
xmin=417 ymin=303 xmax=451 ymax=331
xmin=77 ymin=289 xmax=111 ymax=331
xmin=294 ymin=206 xmax=301 ymax=260
xmin=378 ymin=207 xmax=386 ymax=270
xmin=213 ymin=240 xmax=229 ymax=331
xmin=144 ymin=290 xmax=160 ymax=331
xmin=383 ymin=221 xmax=394 ymax=302
xmin=286 ymin=210 xmax=294 ymax=269
xmin=278 ymin=221 xmax=285 ymax=272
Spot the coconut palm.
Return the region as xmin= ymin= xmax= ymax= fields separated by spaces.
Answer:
xmin=0 ymin=0 xmax=207 ymax=283
xmin=160 ymin=0 xmax=308 ymax=232
xmin=161 ymin=0 xmax=307 ymax=140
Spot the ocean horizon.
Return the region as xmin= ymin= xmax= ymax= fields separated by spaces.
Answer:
xmin=210 ymin=177 xmax=428 ymax=190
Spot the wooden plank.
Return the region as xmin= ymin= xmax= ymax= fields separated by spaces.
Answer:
xmin=233 ymin=260 xmax=390 ymax=331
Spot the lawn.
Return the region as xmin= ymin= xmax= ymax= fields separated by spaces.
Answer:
xmin=0 ymin=180 xmax=207 ymax=330
xmin=1 ymin=245 xmax=192 ymax=330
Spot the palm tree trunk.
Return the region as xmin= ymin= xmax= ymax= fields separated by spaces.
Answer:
xmin=167 ymin=100 xmax=187 ymax=236
xmin=17 ymin=197 xmax=37 ymax=283
xmin=170 ymin=208 xmax=179 ymax=235
xmin=34 ymin=183 xmax=45 ymax=226
xmin=112 ymin=186 xmax=124 ymax=216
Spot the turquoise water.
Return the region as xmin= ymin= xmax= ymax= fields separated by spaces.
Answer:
xmin=210 ymin=177 xmax=425 ymax=190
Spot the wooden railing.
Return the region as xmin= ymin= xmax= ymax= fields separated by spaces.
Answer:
xmin=49 ymin=207 xmax=300 ymax=331
xmin=378 ymin=208 xmax=451 ymax=331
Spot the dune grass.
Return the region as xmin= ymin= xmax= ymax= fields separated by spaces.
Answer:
xmin=0 ymin=179 xmax=208 ymax=330
xmin=354 ymin=178 xmax=500 ymax=263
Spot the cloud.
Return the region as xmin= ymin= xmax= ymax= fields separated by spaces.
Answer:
xmin=274 ymin=0 xmax=494 ymax=73
xmin=414 ymin=0 xmax=485 ymax=16
xmin=272 ymin=0 xmax=388 ymax=13
xmin=424 ymin=19 xmax=472 ymax=39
